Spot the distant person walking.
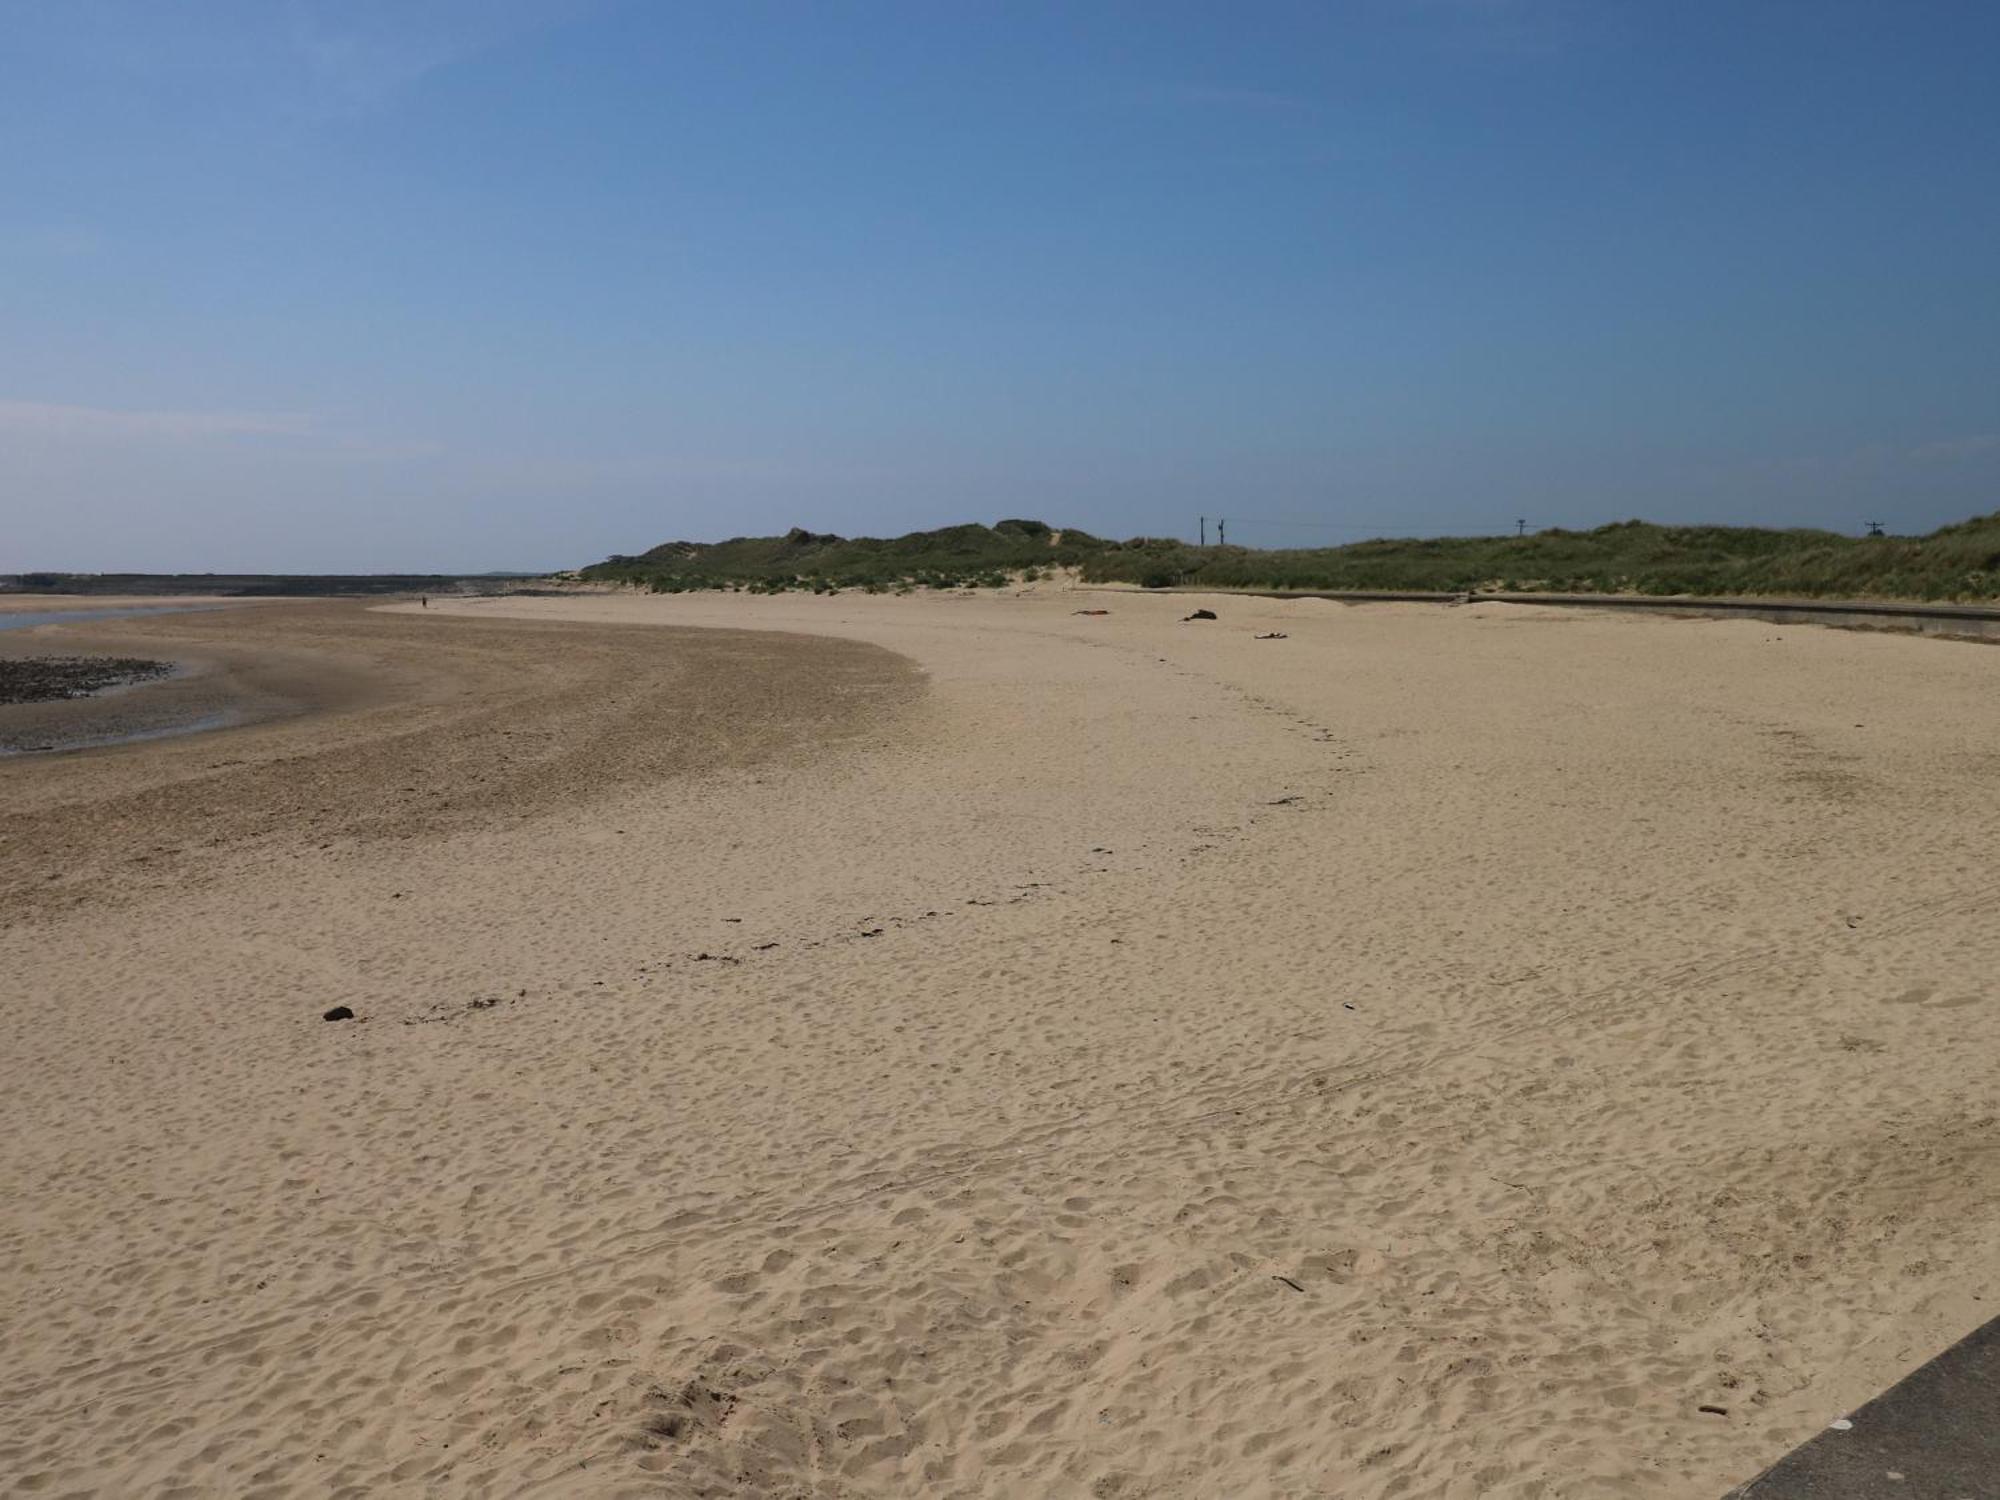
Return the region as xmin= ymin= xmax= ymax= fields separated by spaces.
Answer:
xmin=421 ymin=596 xmax=428 ymax=608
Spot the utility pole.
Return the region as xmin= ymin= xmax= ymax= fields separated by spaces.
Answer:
xmin=1200 ymin=516 xmax=1207 ymax=547
xmin=1516 ymin=518 xmax=1528 ymax=537
xmin=1217 ymin=518 xmax=1226 ymax=547
xmin=1865 ymin=520 xmax=1885 ymax=537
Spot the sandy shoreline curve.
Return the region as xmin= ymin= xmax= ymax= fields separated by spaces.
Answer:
xmin=0 ymin=597 xmax=282 ymax=755
xmin=1 ymin=598 xmax=919 ymax=920
xmin=5 ymin=584 xmax=2000 ymax=1497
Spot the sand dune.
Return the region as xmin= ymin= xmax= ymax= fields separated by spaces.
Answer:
xmin=5 ymin=586 xmax=1999 ymax=1497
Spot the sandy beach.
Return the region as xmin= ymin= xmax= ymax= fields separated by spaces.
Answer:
xmin=5 ymin=585 xmax=1999 ymax=1498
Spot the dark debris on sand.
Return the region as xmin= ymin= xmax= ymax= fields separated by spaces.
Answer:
xmin=0 ymin=656 xmax=174 ymax=705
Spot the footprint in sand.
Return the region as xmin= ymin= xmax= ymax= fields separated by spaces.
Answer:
xmin=1887 ymin=984 xmax=1984 ymax=1008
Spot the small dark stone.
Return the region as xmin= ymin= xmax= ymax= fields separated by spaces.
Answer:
xmin=645 ymin=1412 xmax=688 ymax=1441
xmin=322 ymin=1006 xmax=355 ymax=1022
xmin=1698 ymin=1404 xmax=1730 ymax=1416
xmin=1182 ymin=608 xmax=1218 ymax=621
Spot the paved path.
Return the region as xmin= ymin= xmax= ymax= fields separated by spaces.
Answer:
xmin=1726 ymin=1315 xmax=2000 ymax=1497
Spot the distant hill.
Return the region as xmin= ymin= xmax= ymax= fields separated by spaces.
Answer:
xmin=584 ymin=512 xmax=2000 ymax=601
xmin=0 ymin=572 xmax=544 ymax=597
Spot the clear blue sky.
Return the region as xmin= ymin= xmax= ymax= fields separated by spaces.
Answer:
xmin=4 ymin=1 xmax=1997 ymax=571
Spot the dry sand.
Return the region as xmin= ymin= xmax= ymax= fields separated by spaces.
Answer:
xmin=4 ymin=585 xmax=1999 ymax=1498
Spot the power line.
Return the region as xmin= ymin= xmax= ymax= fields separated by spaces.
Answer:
xmin=1218 ymin=517 xmax=1430 ymax=534
xmin=1199 ymin=516 xmax=1548 ymax=547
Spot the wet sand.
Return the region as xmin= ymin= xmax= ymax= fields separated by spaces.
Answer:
xmin=0 ymin=599 xmax=914 ymax=919
xmin=0 ymin=655 xmax=175 ymax=708
xmin=5 ymin=585 xmax=2000 ymax=1497
xmin=0 ymin=598 xmax=279 ymax=755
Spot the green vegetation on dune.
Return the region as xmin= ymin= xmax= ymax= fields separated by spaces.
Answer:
xmin=580 ymin=519 xmax=1118 ymax=593
xmin=583 ymin=512 xmax=2000 ymax=601
xmin=1082 ymin=515 xmax=2000 ymax=599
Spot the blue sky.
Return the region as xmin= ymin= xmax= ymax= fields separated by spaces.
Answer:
xmin=4 ymin=0 xmax=1997 ymax=571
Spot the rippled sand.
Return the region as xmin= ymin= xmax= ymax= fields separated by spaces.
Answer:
xmin=5 ymin=586 xmax=1998 ymax=1497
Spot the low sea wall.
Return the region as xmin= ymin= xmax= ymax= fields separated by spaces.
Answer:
xmin=1131 ymin=587 xmax=2000 ymax=643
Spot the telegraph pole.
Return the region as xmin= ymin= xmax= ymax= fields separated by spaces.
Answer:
xmin=1865 ymin=520 xmax=1885 ymax=537
xmin=1217 ymin=518 xmax=1226 ymax=547
xmin=1200 ymin=516 xmax=1207 ymax=546
xmin=1516 ymin=518 xmax=1528 ymax=537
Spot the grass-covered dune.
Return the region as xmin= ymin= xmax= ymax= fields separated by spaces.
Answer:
xmin=584 ymin=512 xmax=2000 ymax=601
xmin=1081 ymin=514 xmax=2000 ymax=599
xmin=580 ymin=519 xmax=1119 ymax=593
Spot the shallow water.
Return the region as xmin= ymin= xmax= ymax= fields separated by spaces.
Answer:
xmin=0 ymin=709 xmax=238 ymax=757
xmin=0 ymin=606 xmax=232 ymax=752
xmin=0 ymin=604 xmax=221 ymax=632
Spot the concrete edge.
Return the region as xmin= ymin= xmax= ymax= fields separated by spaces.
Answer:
xmin=1722 ymin=1314 xmax=2000 ymax=1497
xmin=1081 ymin=587 xmax=2000 ymax=642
